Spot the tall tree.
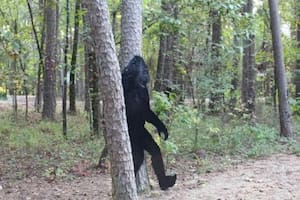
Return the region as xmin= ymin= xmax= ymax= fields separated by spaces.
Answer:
xmin=69 ymin=0 xmax=81 ymax=114
xmin=241 ymin=0 xmax=256 ymax=117
xmin=295 ymin=0 xmax=300 ymax=98
xmin=27 ymin=0 xmax=44 ymax=112
xmin=42 ymin=0 xmax=57 ymax=120
xmin=120 ymin=0 xmax=150 ymax=192
xmin=154 ymin=0 xmax=179 ymax=92
xmin=119 ymin=0 xmax=142 ymax=68
xmin=268 ymin=0 xmax=293 ymax=137
xmin=82 ymin=4 xmax=101 ymax=136
xmin=208 ymin=7 xmax=223 ymax=111
xmin=63 ymin=0 xmax=70 ymax=136
xmin=84 ymin=0 xmax=138 ymax=199
xmin=12 ymin=20 xmax=18 ymax=118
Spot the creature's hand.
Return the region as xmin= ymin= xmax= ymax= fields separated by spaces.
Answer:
xmin=158 ymin=126 xmax=168 ymax=140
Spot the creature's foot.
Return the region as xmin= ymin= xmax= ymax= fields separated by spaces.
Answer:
xmin=159 ymin=174 xmax=176 ymax=190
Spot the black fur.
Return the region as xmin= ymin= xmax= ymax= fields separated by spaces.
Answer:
xmin=122 ymin=56 xmax=176 ymax=190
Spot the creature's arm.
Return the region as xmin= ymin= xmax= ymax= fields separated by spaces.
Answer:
xmin=142 ymin=90 xmax=168 ymax=140
xmin=145 ymin=109 xmax=169 ymax=140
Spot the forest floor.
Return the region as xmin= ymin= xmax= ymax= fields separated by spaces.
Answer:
xmin=1 ymin=153 xmax=300 ymax=200
xmin=1 ymin=96 xmax=300 ymax=199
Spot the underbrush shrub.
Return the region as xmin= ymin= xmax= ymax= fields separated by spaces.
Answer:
xmin=152 ymin=91 xmax=281 ymax=158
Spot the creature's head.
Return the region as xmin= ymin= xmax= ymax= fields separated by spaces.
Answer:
xmin=122 ymin=56 xmax=150 ymax=88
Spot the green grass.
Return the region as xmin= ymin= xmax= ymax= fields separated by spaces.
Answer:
xmin=1 ymin=99 xmax=299 ymax=181
xmin=0 ymin=110 xmax=105 ymax=180
xmin=170 ymin=114 xmax=280 ymax=157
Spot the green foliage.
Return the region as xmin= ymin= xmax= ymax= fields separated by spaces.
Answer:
xmin=0 ymin=86 xmax=7 ymax=99
xmin=0 ymin=111 xmax=104 ymax=179
xmin=290 ymin=97 xmax=300 ymax=115
xmin=151 ymin=92 xmax=300 ymax=160
xmin=152 ymin=91 xmax=173 ymax=116
xmin=171 ymin=106 xmax=282 ymax=158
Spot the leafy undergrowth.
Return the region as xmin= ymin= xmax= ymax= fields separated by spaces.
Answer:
xmin=0 ymin=110 xmax=104 ymax=181
xmin=152 ymin=92 xmax=300 ymax=174
xmin=0 ymin=98 xmax=299 ymax=184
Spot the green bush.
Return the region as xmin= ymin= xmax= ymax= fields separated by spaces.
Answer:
xmin=0 ymin=86 xmax=7 ymax=100
xmin=290 ymin=97 xmax=300 ymax=115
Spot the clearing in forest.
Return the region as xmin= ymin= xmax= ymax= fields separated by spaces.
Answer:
xmin=0 ymin=154 xmax=299 ymax=200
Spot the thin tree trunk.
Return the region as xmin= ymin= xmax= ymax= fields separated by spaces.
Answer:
xmin=154 ymin=0 xmax=179 ymax=93
xmin=154 ymin=33 xmax=167 ymax=91
xmin=209 ymin=8 xmax=223 ymax=112
xmin=84 ymin=0 xmax=138 ymax=199
xmin=12 ymin=20 xmax=18 ymax=119
xmin=268 ymin=0 xmax=293 ymax=137
xmin=84 ymin=48 xmax=91 ymax=112
xmin=111 ymin=6 xmax=119 ymax=40
xmin=63 ymin=0 xmax=70 ymax=136
xmin=27 ymin=0 xmax=44 ymax=112
xmin=229 ymin=34 xmax=240 ymax=111
xmin=241 ymin=0 xmax=256 ymax=117
xmin=69 ymin=0 xmax=81 ymax=114
xmin=82 ymin=1 xmax=101 ymax=136
xmin=19 ymin=56 xmax=28 ymax=120
xmin=83 ymin=9 xmax=91 ymax=113
xmin=89 ymin=51 xmax=100 ymax=136
xmin=42 ymin=0 xmax=57 ymax=120
xmin=55 ymin=0 xmax=60 ymax=101
xmin=295 ymin=0 xmax=300 ymax=98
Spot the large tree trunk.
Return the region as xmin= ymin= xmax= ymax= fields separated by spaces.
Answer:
xmin=42 ymin=0 xmax=57 ymax=120
xmin=120 ymin=0 xmax=150 ymax=193
xmin=241 ymin=0 xmax=256 ymax=117
xmin=84 ymin=1 xmax=138 ymax=199
xmin=119 ymin=0 xmax=142 ymax=69
xmin=268 ymin=0 xmax=293 ymax=137
xmin=82 ymin=0 xmax=104 ymax=163
xmin=69 ymin=0 xmax=81 ymax=114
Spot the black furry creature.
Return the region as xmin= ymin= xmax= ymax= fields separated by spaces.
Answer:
xmin=122 ymin=55 xmax=176 ymax=190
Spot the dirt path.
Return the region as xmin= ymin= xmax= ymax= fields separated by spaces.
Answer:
xmin=1 ymin=154 xmax=299 ymax=200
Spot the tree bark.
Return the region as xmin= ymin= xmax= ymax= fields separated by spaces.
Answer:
xmin=120 ymin=0 xmax=151 ymax=192
xmin=42 ymin=0 xmax=57 ymax=120
xmin=11 ymin=20 xmax=18 ymax=119
xmin=89 ymin=50 xmax=100 ymax=136
xmin=295 ymin=0 xmax=300 ymax=98
xmin=229 ymin=34 xmax=241 ymax=111
xmin=27 ymin=0 xmax=44 ymax=112
xmin=268 ymin=0 xmax=293 ymax=137
xmin=119 ymin=0 xmax=142 ymax=69
xmin=69 ymin=0 xmax=81 ymax=114
xmin=154 ymin=0 xmax=179 ymax=92
xmin=63 ymin=0 xmax=70 ymax=136
xmin=209 ymin=8 xmax=223 ymax=111
xmin=84 ymin=0 xmax=138 ymax=199
xmin=241 ymin=0 xmax=256 ymax=117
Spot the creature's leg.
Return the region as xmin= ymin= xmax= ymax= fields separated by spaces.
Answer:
xmin=142 ymin=130 xmax=176 ymax=190
xmin=130 ymin=136 xmax=144 ymax=174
